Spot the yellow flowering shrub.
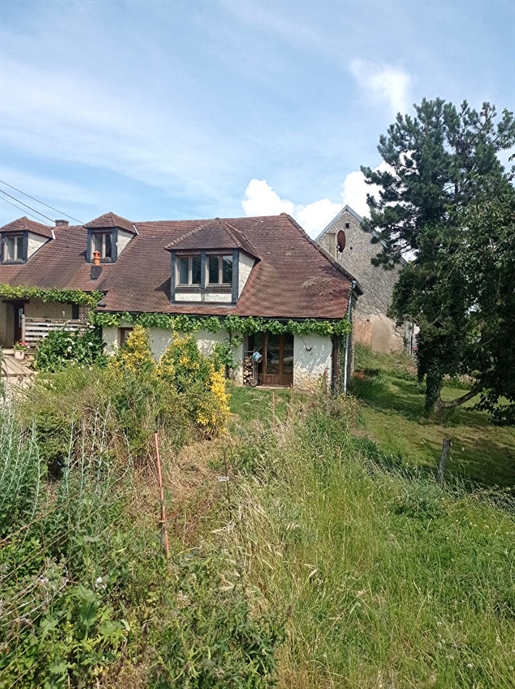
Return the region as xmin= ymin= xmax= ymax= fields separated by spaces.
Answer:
xmin=157 ymin=334 xmax=231 ymax=435
xmin=108 ymin=325 xmax=155 ymax=376
xmin=197 ymin=364 xmax=231 ymax=434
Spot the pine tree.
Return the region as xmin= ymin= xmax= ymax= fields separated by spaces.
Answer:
xmin=362 ymin=99 xmax=515 ymax=414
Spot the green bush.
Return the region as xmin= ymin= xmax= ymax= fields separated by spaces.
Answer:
xmin=34 ymin=326 xmax=105 ymax=372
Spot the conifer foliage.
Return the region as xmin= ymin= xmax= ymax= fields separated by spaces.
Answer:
xmin=362 ymin=99 xmax=515 ymax=416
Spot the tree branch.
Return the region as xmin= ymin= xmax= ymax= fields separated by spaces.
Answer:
xmin=436 ymin=386 xmax=481 ymax=410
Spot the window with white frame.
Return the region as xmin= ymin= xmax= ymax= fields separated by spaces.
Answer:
xmin=177 ymin=255 xmax=202 ymax=286
xmin=207 ymin=255 xmax=233 ymax=285
xmin=91 ymin=232 xmax=113 ymax=260
xmin=3 ymin=234 xmax=25 ymax=263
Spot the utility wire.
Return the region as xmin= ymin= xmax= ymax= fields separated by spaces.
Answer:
xmin=0 ymin=195 xmax=52 ymax=226
xmin=0 ymin=179 xmax=83 ymax=224
xmin=0 ymin=189 xmax=55 ymax=224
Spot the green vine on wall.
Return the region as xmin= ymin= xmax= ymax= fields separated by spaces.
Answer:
xmin=90 ymin=311 xmax=351 ymax=337
xmin=0 ymin=284 xmax=103 ymax=307
xmin=0 ymin=283 xmax=351 ymax=337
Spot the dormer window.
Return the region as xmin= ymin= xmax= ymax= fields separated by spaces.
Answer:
xmin=4 ymin=234 xmax=26 ymax=263
xmin=208 ymin=255 xmax=233 ymax=285
xmin=166 ymin=218 xmax=259 ymax=305
xmin=91 ymin=231 xmax=113 ymax=261
xmin=85 ymin=213 xmax=138 ymax=264
xmin=177 ymin=256 xmax=201 ymax=285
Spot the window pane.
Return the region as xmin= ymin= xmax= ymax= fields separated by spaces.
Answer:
xmin=191 ymin=256 xmax=201 ymax=285
xmin=6 ymin=237 xmax=15 ymax=261
xmin=104 ymin=233 xmax=112 ymax=258
xmin=16 ymin=236 xmax=24 ymax=260
xmin=208 ymin=256 xmax=219 ymax=284
xmin=178 ymin=257 xmax=189 ymax=285
xmin=222 ymin=255 xmax=233 ymax=284
xmin=283 ymin=334 xmax=294 ymax=374
xmin=93 ymin=233 xmax=103 ymax=254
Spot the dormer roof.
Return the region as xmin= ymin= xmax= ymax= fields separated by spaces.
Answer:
xmin=164 ymin=218 xmax=259 ymax=258
xmin=0 ymin=216 xmax=54 ymax=239
xmin=85 ymin=212 xmax=138 ymax=235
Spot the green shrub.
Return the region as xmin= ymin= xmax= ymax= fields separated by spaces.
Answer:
xmin=34 ymin=326 xmax=105 ymax=372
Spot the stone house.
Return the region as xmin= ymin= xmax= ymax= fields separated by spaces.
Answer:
xmin=316 ymin=205 xmax=414 ymax=353
xmin=0 ymin=212 xmax=361 ymax=392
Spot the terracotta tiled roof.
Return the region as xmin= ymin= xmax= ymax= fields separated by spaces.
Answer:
xmin=0 ymin=216 xmax=54 ymax=239
xmin=85 ymin=212 xmax=138 ymax=235
xmin=0 ymin=213 xmax=356 ymax=320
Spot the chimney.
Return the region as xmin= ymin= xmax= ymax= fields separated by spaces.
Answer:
xmin=55 ymin=219 xmax=69 ymax=227
xmin=90 ymin=250 xmax=102 ymax=280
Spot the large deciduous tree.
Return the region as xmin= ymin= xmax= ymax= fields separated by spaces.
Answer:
xmin=361 ymin=99 xmax=515 ymax=416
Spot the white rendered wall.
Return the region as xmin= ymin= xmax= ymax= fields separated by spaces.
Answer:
xmin=175 ymin=293 xmax=202 ymax=302
xmin=238 ymin=252 xmax=255 ymax=297
xmin=117 ymin=229 xmax=134 ymax=256
xmin=204 ymin=292 xmax=232 ymax=303
xmin=101 ymin=326 xmax=244 ymax=383
xmin=27 ymin=233 xmax=48 ymax=258
xmin=293 ymin=333 xmax=333 ymax=390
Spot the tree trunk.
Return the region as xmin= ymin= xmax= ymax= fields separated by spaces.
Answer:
xmin=424 ymin=370 xmax=444 ymax=416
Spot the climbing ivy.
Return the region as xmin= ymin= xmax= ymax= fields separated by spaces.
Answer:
xmin=0 ymin=283 xmax=351 ymax=337
xmin=0 ymin=284 xmax=103 ymax=307
xmin=90 ymin=311 xmax=351 ymax=337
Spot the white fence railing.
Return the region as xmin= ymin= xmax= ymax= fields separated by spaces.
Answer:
xmin=22 ymin=316 xmax=88 ymax=347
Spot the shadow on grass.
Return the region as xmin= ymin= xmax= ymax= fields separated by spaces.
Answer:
xmin=351 ymin=372 xmax=425 ymax=420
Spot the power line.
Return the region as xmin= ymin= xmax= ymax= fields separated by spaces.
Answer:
xmin=0 ymin=179 xmax=84 ymax=224
xmin=0 ymin=195 xmax=52 ymax=226
xmin=0 ymin=189 xmax=55 ymax=223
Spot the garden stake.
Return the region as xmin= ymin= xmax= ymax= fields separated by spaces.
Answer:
xmin=437 ymin=438 xmax=451 ymax=485
xmin=272 ymin=390 xmax=275 ymax=419
xmin=154 ymin=431 xmax=170 ymax=558
xmin=223 ymin=446 xmax=232 ymax=521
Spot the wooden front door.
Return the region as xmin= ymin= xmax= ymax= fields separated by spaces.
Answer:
xmin=259 ymin=332 xmax=294 ymax=387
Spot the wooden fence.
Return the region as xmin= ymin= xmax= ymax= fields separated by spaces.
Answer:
xmin=22 ymin=316 xmax=88 ymax=347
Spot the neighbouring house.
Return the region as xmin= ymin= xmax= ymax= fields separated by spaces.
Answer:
xmin=0 ymin=212 xmax=361 ymax=391
xmin=316 ymin=205 xmax=415 ymax=354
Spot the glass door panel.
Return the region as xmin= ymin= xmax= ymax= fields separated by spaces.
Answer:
xmin=266 ymin=333 xmax=280 ymax=374
xmin=283 ymin=334 xmax=294 ymax=375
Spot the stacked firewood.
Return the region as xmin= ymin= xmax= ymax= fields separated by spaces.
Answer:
xmin=243 ymin=355 xmax=255 ymax=385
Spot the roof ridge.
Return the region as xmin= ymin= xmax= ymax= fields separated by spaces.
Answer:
xmin=280 ymin=213 xmax=362 ymax=293
xmin=163 ymin=218 xmax=217 ymax=249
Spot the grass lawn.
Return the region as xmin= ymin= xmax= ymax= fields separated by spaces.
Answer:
xmin=351 ymin=345 xmax=515 ymax=487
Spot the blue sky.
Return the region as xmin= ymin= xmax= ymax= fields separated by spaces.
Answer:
xmin=1 ymin=0 xmax=514 ymax=235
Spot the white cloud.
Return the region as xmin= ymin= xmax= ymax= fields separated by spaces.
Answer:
xmin=242 ymin=179 xmax=341 ymax=235
xmin=242 ymin=179 xmax=296 ymax=217
xmin=242 ymin=167 xmax=388 ymax=236
xmin=350 ymin=59 xmax=412 ymax=116
xmin=296 ymin=199 xmax=343 ymax=235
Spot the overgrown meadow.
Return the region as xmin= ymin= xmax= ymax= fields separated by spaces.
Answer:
xmin=1 ymin=333 xmax=514 ymax=688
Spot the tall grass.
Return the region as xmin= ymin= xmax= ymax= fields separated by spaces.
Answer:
xmin=227 ymin=399 xmax=515 ymax=688
xmin=0 ymin=385 xmax=285 ymax=688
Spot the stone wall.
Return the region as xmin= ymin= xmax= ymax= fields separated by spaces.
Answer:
xmin=317 ymin=208 xmax=408 ymax=353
